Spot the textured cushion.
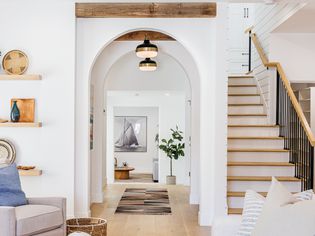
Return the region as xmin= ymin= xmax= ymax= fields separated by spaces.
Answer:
xmin=252 ymin=179 xmax=315 ymax=236
xmin=236 ymin=178 xmax=313 ymax=236
xmin=236 ymin=190 xmax=265 ymax=236
xmin=16 ymin=204 xmax=63 ymax=236
xmin=0 ymin=164 xmax=27 ymax=206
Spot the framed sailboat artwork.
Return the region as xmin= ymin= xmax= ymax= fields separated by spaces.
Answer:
xmin=114 ymin=116 xmax=147 ymax=152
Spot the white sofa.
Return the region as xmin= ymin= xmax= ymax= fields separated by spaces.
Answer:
xmin=211 ymin=215 xmax=242 ymax=236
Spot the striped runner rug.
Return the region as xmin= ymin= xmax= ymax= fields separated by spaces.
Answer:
xmin=115 ymin=188 xmax=172 ymax=215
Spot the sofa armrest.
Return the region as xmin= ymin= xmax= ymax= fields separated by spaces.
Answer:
xmin=28 ymin=197 xmax=67 ymax=236
xmin=0 ymin=206 xmax=16 ymax=236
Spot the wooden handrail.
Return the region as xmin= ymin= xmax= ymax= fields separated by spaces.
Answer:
xmin=248 ymin=31 xmax=315 ymax=146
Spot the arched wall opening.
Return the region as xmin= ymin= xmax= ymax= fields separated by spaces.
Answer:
xmin=89 ymin=40 xmax=197 ymax=202
xmin=75 ymin=8 xmax=228 ymax=225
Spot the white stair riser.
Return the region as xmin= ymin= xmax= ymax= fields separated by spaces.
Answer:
xmin=228 ymin=152 xmax=289 ymax=162
xmin=228 ymin=181 xmax=301 ymax=192
xmin=228 ymin=127 xmax=279 ymax=137
xmin=228 ymin=197 xmax=246 ymax=209
xmin=228 ymin=166 xmax=295 ymax=176
xmin=228 ymin=139 xmax=284 ymax=149
xmin=228 ymin=106 xmax=265 ymax=114
xmin=228 ymin=78 xmax=256 ymax=85
xmin=228 ymin=87 xmax=258 ymax=94
xmin=228 ymin=96 xmax=261 ymax=104
xmin=228 ymin=116 xmax=268 ymax=125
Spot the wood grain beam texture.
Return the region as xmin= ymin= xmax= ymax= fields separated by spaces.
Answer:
xmin=76 ymin=3 xmax=217 ymax=18
xmin=115 ymin=31 xmax=175 ymax=41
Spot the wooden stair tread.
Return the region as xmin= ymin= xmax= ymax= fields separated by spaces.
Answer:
xmin=228 ymin=114 xmax=267 ymax=116
xmin=228 ymin=208 xmax=243 ymax=215
xmin=227 ymin=162 xmax=294 ymax=167
xmin=228 ymin=124 xmax=278 ymax=127
xmin=228 ymin=76 xmax=254 ymax=79
xmin=227 ymin=191 xmax=267 ymax=197
xmin=228 ymin=85 xmax=257 ymax=87
xmin=227 ymin=176 xmax=300 ymax=181
xmin=228 ymin=103 xmax=263 ymax=106
xmin=228 ymin=94 xmax=260 ymax=96
xmin=228 ymin=148 xmax=289 ymax=152
xmin=228 ymin=136 xmax=283 ymax=140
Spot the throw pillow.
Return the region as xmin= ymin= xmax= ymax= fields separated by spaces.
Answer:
xmin=252 ymin=178 xmax=315 ymax=236
xmin=0 ymin=164 xmax=27 ymax=206
xmin=236 ymin=177 xmax=313 ymax=236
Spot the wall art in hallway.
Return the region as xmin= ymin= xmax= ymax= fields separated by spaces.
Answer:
xmin=114 ymin=116 xmax=147 ymax=152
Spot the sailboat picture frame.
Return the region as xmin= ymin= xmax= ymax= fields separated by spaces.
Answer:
xmin=114 ymin=116 xmax=147 ymax=152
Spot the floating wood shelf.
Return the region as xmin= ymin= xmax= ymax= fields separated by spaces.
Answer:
xmin=0 ymin=122 xmax=42 ymax=127
xmin=19 ymin=169 xmax=42 ymax=176
xmin=0 ymin=74 xmax=42 ymax=80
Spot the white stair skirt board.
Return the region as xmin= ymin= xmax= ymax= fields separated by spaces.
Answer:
xmin=228 ymin=96 xmax=262 ymax=104
xmin=228 ymin=105 xmax=265 ymax=114
xmin=228 ymin=126 xmax=279 ymax=137
xmin=228 ymin=152 xmax=290 ymax=162
xmin=227 ymin=166 xmax=295 ymax=176
xmin=227 ymin=139 xmax=284 ymax=149
xmin=227 ymin=180 xmax=301 ymax=192
xmin=228 ymin=116 xmax=268 ymax=125
xmin=228 ymin=78 xmax=256 ymax=86
xmin=228 ymin=86 xmax=258 ymax=94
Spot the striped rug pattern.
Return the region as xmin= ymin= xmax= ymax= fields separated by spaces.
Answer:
xmin=115 ymin=188 xmax=172 ymax=215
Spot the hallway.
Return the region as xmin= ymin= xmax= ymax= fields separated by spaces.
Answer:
xmin=91 ymin=184 xmax=211 ymax=236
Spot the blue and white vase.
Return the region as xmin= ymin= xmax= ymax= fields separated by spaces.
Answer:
xmin=10 ymin=101 xmax=20 ymax=122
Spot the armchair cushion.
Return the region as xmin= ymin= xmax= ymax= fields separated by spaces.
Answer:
xmin=16 ymin=204 xmax=63 ymax=236
xmin=0 ymin=164 xmax=27 ymax=207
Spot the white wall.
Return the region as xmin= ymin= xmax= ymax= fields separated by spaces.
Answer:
xmin=269 ymin=33 xmax=315 ymax=82
xmin=113 ymin=106 xmax=159 ymax=174
xmin=77 ymin=4 xmax=229 ymax=225
xmin=252 ymin=2 xmax=304 ymax=118
xmin=107 ymin=92 xmax=186 ymax=185
xmin=0 ymin=0 xmax=76 ymax=216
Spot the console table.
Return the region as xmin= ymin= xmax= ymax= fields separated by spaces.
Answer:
xmin=115 ymin=167 xmax=135 ymax=180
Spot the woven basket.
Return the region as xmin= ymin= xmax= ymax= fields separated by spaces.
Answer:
xmin=67 ymin=218 xmax=107 ymax=236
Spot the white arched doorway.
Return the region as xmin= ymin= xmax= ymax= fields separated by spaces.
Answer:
xmin=89 ymin=36 xmax=199 ymax=200
xmin=90 ymin=44 xmax=194 ymax=188
xmin=75 ymin=14 xmax=228 ymax=225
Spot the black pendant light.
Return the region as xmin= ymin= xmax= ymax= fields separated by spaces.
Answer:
xmin=136 ymin=37 xmax=158 ymax=58
xmin=139 ymin=58 xmax=157 ymax=72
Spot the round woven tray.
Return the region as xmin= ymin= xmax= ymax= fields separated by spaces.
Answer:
xmin=67 ymin=218 xmax=107 ymax=236
xmin=2 ymin=50 xmax=29 ymax=75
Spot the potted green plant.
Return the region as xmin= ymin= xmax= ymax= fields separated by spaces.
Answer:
xmin=159 ymin=126 xmax=185 ymax=185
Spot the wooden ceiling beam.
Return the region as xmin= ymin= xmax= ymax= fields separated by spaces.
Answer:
xmin=115 ymin=31 xmax=175 ymax=41
xmin=76 ymin=3 xmax=216 ymax=18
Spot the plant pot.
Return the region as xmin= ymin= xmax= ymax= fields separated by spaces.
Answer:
xmin=166 ymin=175 xmax=176 ymax=185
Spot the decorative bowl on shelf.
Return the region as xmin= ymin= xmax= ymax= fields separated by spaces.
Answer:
xmin=2 ymin=50 xmax=29 ymax=75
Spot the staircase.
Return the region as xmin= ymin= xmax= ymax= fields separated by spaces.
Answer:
xmin=227 ymin=75 xmax=301 ymax=214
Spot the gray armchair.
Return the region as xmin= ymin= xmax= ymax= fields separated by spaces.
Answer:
xmin=0 ymin=197 xmax=66 ymax=236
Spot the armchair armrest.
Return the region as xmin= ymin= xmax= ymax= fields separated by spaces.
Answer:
xmin=0 ymin=206 xmax=16 ymax=236
xmin=28 ymin=197 xmax=67 ymax=236
xmin=27 ymin=197 xmax=66 ymax=210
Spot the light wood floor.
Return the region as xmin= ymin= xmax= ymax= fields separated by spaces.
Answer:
xmin=91 ymin=184 xmax=211 ymax=236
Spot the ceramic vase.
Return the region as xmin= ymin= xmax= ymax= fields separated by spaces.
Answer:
xmin=10 ymin=101 xmax=20 ymax=122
